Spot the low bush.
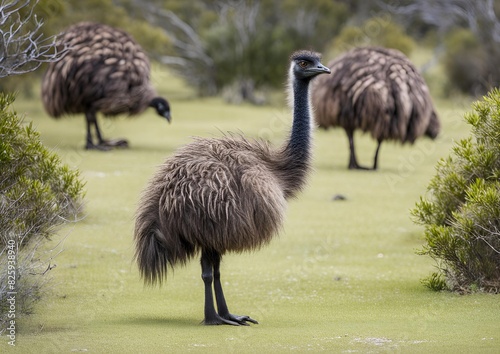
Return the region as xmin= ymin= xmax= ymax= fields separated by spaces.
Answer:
xmin=331 ymin=16 xmax=415 ymax=57
xmin=442 ymin=28 xmax=488 ymax=96
xmin=0 ymin=93 xmax=85 ymax=323
xmin=412 ymin=88 xmax=500 ymax=293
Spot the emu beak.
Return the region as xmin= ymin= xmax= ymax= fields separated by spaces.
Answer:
xmin=312 ymin=64 xmax=331 ymax=74
xmin=164 ymin=112 xmax=172 ymax=123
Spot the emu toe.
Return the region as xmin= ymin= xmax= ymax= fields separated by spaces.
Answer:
xmin=101 ymin=138 xmax=129 ymax=149
xmin=85 ymin=142 xmax=112 ymax=151
xmin=203 ymin=313 xmax=258 ymax=326
xmin=348 ymin=160 xmax=371 ymax=170
xmin=228 ymin=314 xmax=258 ymax=325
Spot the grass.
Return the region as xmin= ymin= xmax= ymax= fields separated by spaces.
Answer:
xmin=5 ymin=66 xmax=500 ymax=353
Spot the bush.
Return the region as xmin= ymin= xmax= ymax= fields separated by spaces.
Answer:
xmin=0 ymin=93 xmax=85 ymax=323
xmin=331 ymin=16 xmax=415 ymax=57
xmin=442 ymin=28 xmax=488 ymax=96
xmin=412 ymin=88 xmax=500 ymax=293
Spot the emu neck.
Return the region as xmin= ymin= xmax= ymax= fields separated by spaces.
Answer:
xmin=278 ymin=77 xmax=313 ymax=198
xmin=289 ymin=78 xmax=312 ymax=159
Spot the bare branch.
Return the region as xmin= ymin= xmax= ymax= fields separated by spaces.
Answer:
xmin=384 ymin=0 xmax=500 ymax=42
xmin=0 ymin=0 xmax=65 ymax=78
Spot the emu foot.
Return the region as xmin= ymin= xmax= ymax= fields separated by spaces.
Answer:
xmin=348 ymin=162 xmax=373 ymax=170
xmin=203 ymin=313 xmax=258 ymax=326
xmin=85 ymin=139 xmax=128 ymax=151
xmin=100 ymin=138 xmax=129 ymax=149
xmin=85 ymin=142 xmax=112 ymax=151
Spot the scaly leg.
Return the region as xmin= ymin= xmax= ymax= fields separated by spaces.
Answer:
xmin=200 ymin=250 xmax=257 ymax=326
xmin=346 ymin=129 xmax=369 ymax=170
xmin=84 ymin=111 xmax=108 ymax=150
xmin=372 ymin=139 xmax=383 ymax=170
xmin=84 ymin=111 xmax=128 ymax=150
xmin=213 ymin=251 xmax=258 ymax=325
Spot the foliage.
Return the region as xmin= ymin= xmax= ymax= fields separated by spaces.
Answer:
xmin=385 ymin=0 xmax=500 ymax=97
xmin=331 ymin=16 xmax=415 ymax=57
xmin=0 ymin=93 xmax=85 ymax=323
xmin=412 ymin=88 xmax=500 ymax=293
xmin=158 ymin=0 xmax=349 ymax=99
xmin=442 ymin=28 xmax=492 ymax=96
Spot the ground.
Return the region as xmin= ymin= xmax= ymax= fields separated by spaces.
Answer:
xmin=4 ymin=66 xmax=500 ymax=353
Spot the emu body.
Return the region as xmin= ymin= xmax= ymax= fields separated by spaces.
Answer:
xmin=41 ymin=22 xmax=171 ymax=150
xmin=312 ymin=47 xmax=440 ymax=170
xmin=134 ymin=51 xmax=330 ymax=325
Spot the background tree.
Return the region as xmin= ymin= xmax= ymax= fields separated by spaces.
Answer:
xmin=132 ymin=0 xmax=348 ymax=100
xmin=386 ymin=0 xmax=500 ymax=95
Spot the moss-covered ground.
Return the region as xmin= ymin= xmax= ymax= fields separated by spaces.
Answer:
xmin=5 ymin=67 xmax=499 ymax=353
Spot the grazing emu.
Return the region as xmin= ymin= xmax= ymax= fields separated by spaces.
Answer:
xmin=134 ymin=51 xmax=330 ymax=326
xmin=41 ymin=22 xmax=171 ymax=150
xmin=312 ymin=47 xmax=440 ymax=170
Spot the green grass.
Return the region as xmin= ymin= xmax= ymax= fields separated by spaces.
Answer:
xmin=6 ymin=67 xmax=500 ymax=353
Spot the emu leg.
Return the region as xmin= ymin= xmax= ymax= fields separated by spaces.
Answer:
xmin=346 ymin=129 xmax=369 ymax=170
xmin=84 ymin=111 xmax=128 ymax=150
xmin=212 ymin=251 xmax=258 ymax=325
xmin=200 ymin=250 xmax=257 ymax=326
xmin=372 ymin=139 xmax=382 ymax=170
xmin=84 ymin=111 xmax=109 ymax=151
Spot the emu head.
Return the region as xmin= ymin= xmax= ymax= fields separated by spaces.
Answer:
xmin=290 ymin=51 xmax=331 ymax=81
xmin=150 ymin=97 xmax=171 ymax=123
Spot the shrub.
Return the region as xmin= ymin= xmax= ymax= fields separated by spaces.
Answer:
xmin=412 ymin=88 xmax=500 ymax=293
xmin=0 ymin=93 xmax=85 ymax=323
xmin=442 ymin=28 xmax=488 ymax=96
xmin=331 ymin=16 xmax=415 ymax=57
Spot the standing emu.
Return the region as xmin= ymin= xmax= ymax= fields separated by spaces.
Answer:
xmin=134 ymin=51 xmax=330 ymax=325
xmin=312 ymin=47 xmax=440 ymax=170
xmin=41 ymin=22 xmax=171 ymax=150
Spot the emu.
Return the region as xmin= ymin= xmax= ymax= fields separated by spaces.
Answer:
xmin=134 ymin=51 xmax=330 ymax=326
xmin=41 ymin=22 xmax=171 ymax=150
xmin=312 ymin=46 xmax=440 ymax=170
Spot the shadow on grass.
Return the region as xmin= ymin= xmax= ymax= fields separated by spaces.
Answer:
xmin=113 ymin=315 xmax=200 ymax=328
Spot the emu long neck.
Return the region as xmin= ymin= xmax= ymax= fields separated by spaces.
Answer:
xmin=288 ymin=78 xmax=312 ymax=160
xmin=278 ymin=76 xmax=313 ymax=199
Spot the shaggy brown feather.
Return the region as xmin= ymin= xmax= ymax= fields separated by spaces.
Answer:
xmin=312 ymin=47 xmax=440 ymax=169
xmin=41 ymin=22 xmax=156 ymax=118
xmin=134 ymin=134 xmax=311 ymax=285
xmin=134 ymin=52 xmax=325 ymax=281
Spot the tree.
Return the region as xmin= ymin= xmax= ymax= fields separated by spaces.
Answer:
xmin=386 ymin=0 xmax=500 ymax=95
xmin=130 ymin=0 xmax=349 ymax=100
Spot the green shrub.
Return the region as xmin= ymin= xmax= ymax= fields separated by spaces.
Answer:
xmin=412 ymin=88 xmax=500 ymax=293
xmin=442 ymin=28 xmax=488 ymax=96
xmin=331 ymin=16 xmax=415 ymax=57
xmin=0 ymin=93 xmax=85 ymax=322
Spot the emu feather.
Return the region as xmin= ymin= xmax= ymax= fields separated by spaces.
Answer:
xmin=312 ymin=47 xmax=440 ymax=170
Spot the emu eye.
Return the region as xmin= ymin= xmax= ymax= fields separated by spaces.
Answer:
xmin=299 ymin=61 xmax=308 ymax=68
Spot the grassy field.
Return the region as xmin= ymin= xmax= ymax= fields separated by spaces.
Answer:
xmin=5 ymin=67 xmax=500 ymax=353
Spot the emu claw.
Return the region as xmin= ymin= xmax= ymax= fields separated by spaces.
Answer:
xmin=225 ymin=313 xmax=258 ymax=326
xmin=203 ymin=313 xmax=258 ymax=326
xmin=85 ymin=142 xmax=112 ymax=151
xmin=101 ymin=138 xmax=129 ymax=148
